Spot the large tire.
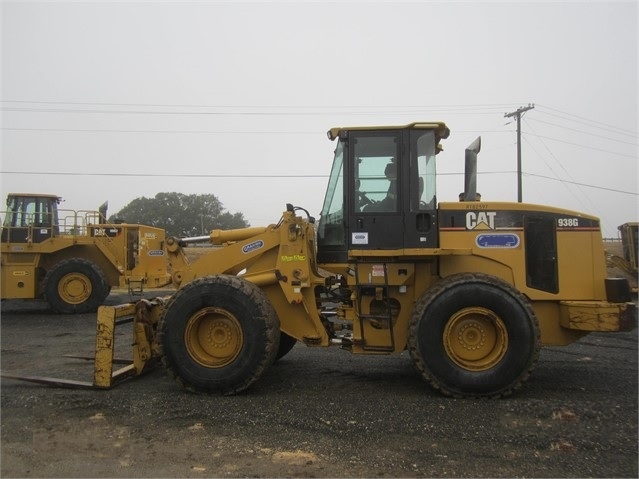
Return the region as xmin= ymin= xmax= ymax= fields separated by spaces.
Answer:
xmin=408 ymin=273 xmax=540 ymax=398
xmin=43 ymin=258 xmax=110 ymax=314
xmin=159 ymin=275 xmax=280 ymax=395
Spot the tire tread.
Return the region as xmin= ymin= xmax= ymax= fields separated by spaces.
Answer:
xmin=407 ymin=273 xmax=541 ymax=398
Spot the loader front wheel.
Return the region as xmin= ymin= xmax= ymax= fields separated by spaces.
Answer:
xmin=408 ymin=273 xmax=540 ymax=398
xmin=159 ymin=275 xmax=280 ymax=395
xmin=43 ymin=259 xmax=109 ymax=314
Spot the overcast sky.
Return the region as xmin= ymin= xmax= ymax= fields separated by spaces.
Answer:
xmin=1 ymin=0 xmax=637 ymax=238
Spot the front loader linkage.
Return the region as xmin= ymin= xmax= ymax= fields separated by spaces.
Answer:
xmin=1 ymin=297 xmax=169 ymax=389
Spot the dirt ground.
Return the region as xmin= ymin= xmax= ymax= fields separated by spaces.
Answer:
xmin=1 ymin=285 xmax=637 ymax=478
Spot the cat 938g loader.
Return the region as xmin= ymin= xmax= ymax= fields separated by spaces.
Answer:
xmin=1 ymin=194 xmax=171 ymax=313
xmin=5 ymin=122 xmax=636 ymax=398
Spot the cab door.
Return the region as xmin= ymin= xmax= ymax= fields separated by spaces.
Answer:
xmin=403 ymin=129 xmax=438 ymax=249
xmin=348 ymin=131 xmax=405 ymax=251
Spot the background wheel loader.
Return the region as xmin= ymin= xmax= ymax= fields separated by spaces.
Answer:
xmin=3 ymin=122 xmax=636 ymax=397
xmin=0 ymin=194 xmax=172 ymax=313
xmin=607 ymin=222 xmax=638 ymax=279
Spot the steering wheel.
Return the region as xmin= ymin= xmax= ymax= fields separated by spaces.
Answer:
xmin=358 ymin=191 xmax=373 ymax=210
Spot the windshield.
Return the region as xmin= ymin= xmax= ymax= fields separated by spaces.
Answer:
xmin=3 ymin=196 xmax=57 ymax=228
xmin=317 ymin=140 xmax=345 ymax=247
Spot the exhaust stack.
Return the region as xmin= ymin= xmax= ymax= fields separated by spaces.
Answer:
xmin=463 ymin=137 xmax=481 ymax=201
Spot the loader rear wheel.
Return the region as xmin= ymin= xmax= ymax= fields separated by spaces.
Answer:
xmin=43 ymin=259 xmax=109 ymax=314
xmin=408 ymin=273 xmax=540 ymax=398
xmin=159 ymin=275 xmax=280 ymax=395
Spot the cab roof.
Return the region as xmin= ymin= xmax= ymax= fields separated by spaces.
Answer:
xmin=326 ymin=122 xmax=450 ymax=142
xmin=7 ymin=193 xmax=61 ymax=200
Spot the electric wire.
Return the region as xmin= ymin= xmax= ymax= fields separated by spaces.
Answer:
xmin=2 ymin=102 xmax=635 ymax=199
xmin=522 ymin=132 xmax=635 ymax=159
xmin=536 ymin=104 xmax=637 ymax=137
xmin=526 ymin=117 xmax=638 ymax=147
xmin=523 ymin=173 xmax=637 ymax=196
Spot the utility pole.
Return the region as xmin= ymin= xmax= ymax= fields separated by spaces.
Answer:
xmin=504 ymin=104 xmax=535 ymax=202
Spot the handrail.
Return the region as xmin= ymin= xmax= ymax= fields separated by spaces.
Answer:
xmin=1 ymin=210 xmax=127 ymax=273
xmin=0 ymin=208 xmax=103 ymax=240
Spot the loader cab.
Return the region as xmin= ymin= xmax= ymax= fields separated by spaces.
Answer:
xmin=317 ymin=122 xmax=449 ymax=263
xmin=1 ymin=194 xmax=61 ymax=243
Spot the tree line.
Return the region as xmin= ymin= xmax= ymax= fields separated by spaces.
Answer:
xmin=109 ymin=192 xmax=249 ymax=237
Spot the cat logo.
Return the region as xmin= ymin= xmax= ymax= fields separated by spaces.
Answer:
xmin=466 ymin=211 xmax=497 ymax=230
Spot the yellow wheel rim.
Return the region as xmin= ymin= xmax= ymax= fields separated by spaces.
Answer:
xmin=57 ymin=273 xmax=92 ymax=305
xmin=184 ymin=307 xmax=244 ymax=368
xmin=443 ymin=307 xmax=508 ymax=371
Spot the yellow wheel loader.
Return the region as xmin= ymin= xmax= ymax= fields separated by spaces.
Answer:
xmin=4 ymin=123 xmax=636 ymax=397
xmin=1 ymin=194 xmax=171 ymax=313
xmin=607 ymin=222 xmax=638 ymax=277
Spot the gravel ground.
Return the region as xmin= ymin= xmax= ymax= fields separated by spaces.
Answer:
xmin=1 ymin=290 xmax=637 ymax=478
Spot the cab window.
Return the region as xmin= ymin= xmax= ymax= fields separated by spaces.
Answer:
xmin=353 ymin=135 xmax=400 ymax=213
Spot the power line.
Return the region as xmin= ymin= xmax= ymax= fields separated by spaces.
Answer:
xmin=2 ymin=170 xmax=510 ymax=178
xmin=0 ymin=107 xmax=518 ymax=117
xmin=522 ymin=133 xmax=608 ymax=230
xmin=536 ymin=104 xmax=637 ymax=137
xmin=1 ymin=100 xmax=521 ymax=110
xmin=0 ymin=171 xmax=329 ymax=179
xmin=3 ymin=170 xmax=633 ymax=196
xmin=523 ymin=130 xmax=636 ymax=159
xmin=526 ymin=117 xmax=638 ymax=147
xmin=0 ymin=101 xmax=526 ymax=117
xmin=1 ymin=127 xmax=318 ymax=135
xmin=523 ymin=172 xmax=638 ymax=196
xmin=0 ymin=170 xmax=518 ymax=180
xmin=1 ymin=126 xmax=516 ymax=135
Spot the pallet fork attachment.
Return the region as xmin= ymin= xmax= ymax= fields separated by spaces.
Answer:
xmin=1 ymin=297 xmax=169 ymax=389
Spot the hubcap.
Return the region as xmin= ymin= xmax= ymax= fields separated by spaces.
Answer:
xmin=184 ymin=307 xmax=244 ymax=368
xmin=443 ymin=307 xmax=508 ymax=371
xmin=58 ymin=273 xmax=92 ymax=305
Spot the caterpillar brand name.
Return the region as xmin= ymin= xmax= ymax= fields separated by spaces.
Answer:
xmin=466 ymin=211 xmax=497 ymax=230
xmin=242 ymin=240 xmax=264 ymax=254
xmin=148 ymin=250 xmax=165 ymax=256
